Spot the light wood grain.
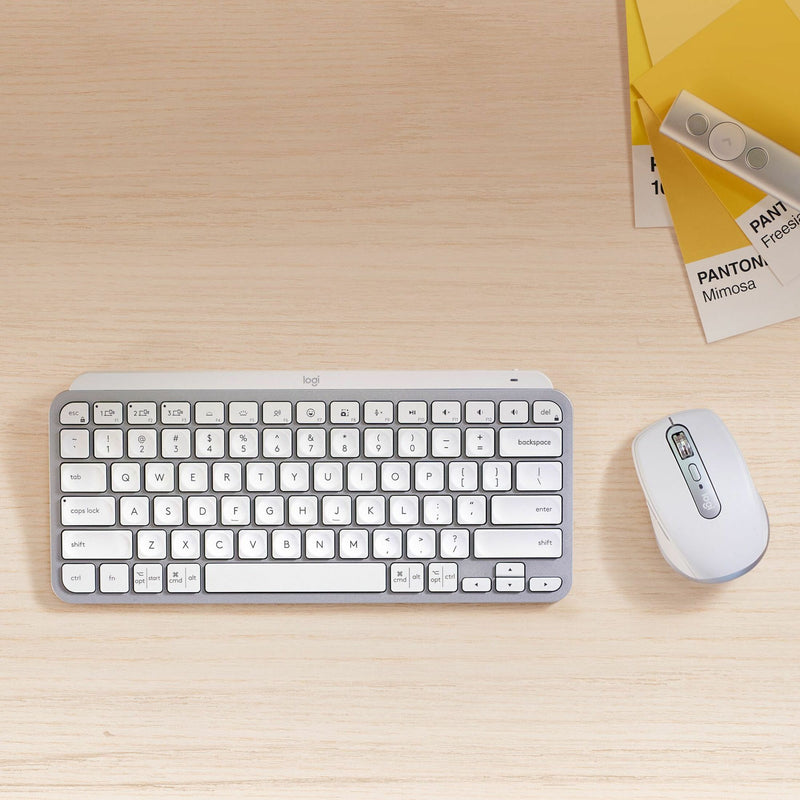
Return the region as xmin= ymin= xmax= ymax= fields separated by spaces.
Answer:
xmin=1 ymin=2 xmax=798 ymax=797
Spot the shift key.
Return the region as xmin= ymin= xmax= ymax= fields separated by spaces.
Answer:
xmin=61 ymin=496 xmax=116 ymax=526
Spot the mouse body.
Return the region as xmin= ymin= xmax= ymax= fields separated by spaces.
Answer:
xmin=632 ymin=409 xmax=768 ymax=583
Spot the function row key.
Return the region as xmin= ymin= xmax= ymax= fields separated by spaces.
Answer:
xmin=61 ymin=399 xmax=564 ymax=427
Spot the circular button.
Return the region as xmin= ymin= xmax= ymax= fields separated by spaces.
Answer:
xmin=708 ymin=122 xmax=747 ymax=161
xmin=746 ymin=146 xmax=769 ymax=170
xmin=686 ymin=113 xmax=709 ymax=136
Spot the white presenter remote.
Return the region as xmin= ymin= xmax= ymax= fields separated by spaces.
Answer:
xmin=660 ymin=90 xmax=800 ymax=211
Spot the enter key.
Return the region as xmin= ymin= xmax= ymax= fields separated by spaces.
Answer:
xmin=491 ymin=496 xmax=562 ymax=525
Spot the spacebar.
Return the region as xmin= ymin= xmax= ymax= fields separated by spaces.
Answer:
xmin=205 ymin=563 xmax=387 ymax=593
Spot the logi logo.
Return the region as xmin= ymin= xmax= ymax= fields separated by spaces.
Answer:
xmin=303 ymin=375 xmax=320 ymax=387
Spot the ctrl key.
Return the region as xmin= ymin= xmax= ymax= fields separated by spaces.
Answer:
xmin=62 ymin=563 xmax=95 ymax=593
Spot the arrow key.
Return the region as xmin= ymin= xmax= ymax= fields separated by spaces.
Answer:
xmin=529 ymin=577 xmax=562 ymax=593
xmin=495 ymin=562 xmax=525 ymax=578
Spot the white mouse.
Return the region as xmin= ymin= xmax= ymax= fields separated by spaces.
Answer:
xmin=632 ymin=409 xmax=768 ymax=583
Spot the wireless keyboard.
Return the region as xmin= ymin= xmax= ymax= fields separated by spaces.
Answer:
xmin=49 ymin=371 xmax=573 ymax=604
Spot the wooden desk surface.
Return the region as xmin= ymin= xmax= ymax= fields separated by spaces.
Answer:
xmin=1 ymin=2 xmax=798 ymax=797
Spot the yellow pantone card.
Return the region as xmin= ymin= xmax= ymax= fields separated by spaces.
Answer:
xmin=625 ymin=0 xmax=671 ymax=227
xmin=635 ymin=0 xmax=800 ymax=284
xmin=639 ymin=100 xmax=800 ymax=341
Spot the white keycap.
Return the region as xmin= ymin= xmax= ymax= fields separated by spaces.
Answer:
xmin=439 ymin=528 xmax=470 ymax=558
xmin=161 ymin=429 xmax=192 ymax=459
xmin=448 ymin=461 xmax=478 ymax=492
xmin=516 ymin=462 xmax=563 ymax=491
xmin=145 ymin=463 xmax=174 ymax=492
xmin=456 ymin=495 xmax=486 ymax=525
xmin=491 ymin=495 xmax=562 ymax=525
xmin=389 ymin=495 xmax=419 ymax=525
xmin=363 ymin=428 xmax=393 ymax=458
xmin=321 ymin=495 xmax=351 ymax=525
xmin=529 ymin=577 xmax=562 ymax=592
xmin=431 ymin=428 xmax=461 ymax=457
xmin=356 ymin=495 xmax=386 ymax=525
xmin=397 ymin=401 xmax=427 ymax=423
xmin=161 ymin=402 xmax=190 ymax=425
xmin=406 ymin=528 xmax=436 ymax=559
xmin=195 ymin=401 xmax=225 ymax=424
xmin=127 ymin=402 xmax=157 ymax=425
xmin=179 ymin=462 xmax=208 ymax=492
xmin=465 ymin=428 xmax=495 ymax=457
xmin=195 ymin=429 xmax=225 ymax=458
xmin=364 ymin=401 xmax=393 ymax=424
xmin=280 ymin=462 xmax=310 ymax=492
xmin=498 ymin=428 xmax=562 ymax=457
xmin=423 ymin=495 xmax=453 ymax=525
xmin=330 ymin=401 xmax=359 ymax=424
xmin=347 ymin=462 xmax=377 ymax=491
xmin=305 ymin=529 xmax=335 ymax=559
xmin=137 ymin=529 xmax=167 ymax=560
xmin=61 ymin=463 xmax=106 ymax=493
xmin=313 ymin=462 xmax=343 ymax=491
xmin=246 ymin=462 xmax=276 ymax=491
xmin=397 ymin=428 xmax=427 ymax=458
xmin=94 ymin=429 xmax=123 ymax=458
xmin=153 ymin=496 xmax=183 ymax=526
xmin=229 ymin=401 xmax=259 ymax=424
xmin=473 ymin=528 xmax=562 ymax=558
xmin=330 ymin=429 xmax=360 ymax=458
xmin=166 ymin=563 xmax=201 ymax=593
xmin=171 ymin=529 xmax=201 ymax=559
xmin=532 ymin=401 xmax=563 ymax=424
xmin=381 ymin=462 xmax=410 ymax=492
xmin=389 ymin=562 xmax=424 ymax=592
xmin=62 ymin=530 xmax=132 ymax=559
xmin=213 ymin=462 xmax=242 ymax=492
xmin=462 ymin=577 xmax=491 ymax=592
xmin=93 ymin=402 xmax=123 ymax=425
xmin=496 ymin=577 xmax=525 ymax=592
xmin=61 ymin=496 xmax=115 ymax=526
xmin=428 ymin=562 xmax=458 ymax=592
xmin=339 ymin=529 xmax=368 ymax=559
xmin=499 ymin=401 xmax=528 ymax=423
xmin=496 ymin=562 xmax=525 ymax=578
xmin=482 ymin=461 xmax=512 ymax=491
xmin=128 ymin=429 xmax=157 ymax=459
xmin=297 ymin=401 xmax=325 ymax=424
xmin=288 ymin=496 xmax=318 ymax=526
xmin=206 ymin=563 xmax=387 ymax=593
xmin=62 ymin=563 xmax=95 ymax=593
xmin=205 ymin=529 xmax=234 ymax=559
xmin=221 ymin=496 xmax=250 ymax=525
xmin=60 ymin=429 xmax=90 ymax=459
xmin=263 ymin=429 xmax=292 ymax=457
xmin=297 ymin=428 xmax=326 ymax=458
xmin=272 ymin=529 xmax=302 ymax=559
xmin=373 ymin=528 xmax=403 ymax=559
xmin=465 ymin=401 xmax=495 ymax=423
xmin=60 ymin=402 xmax=90 ymax=425
xmin=187 ymin=496 xmax=217 ymax=525
xmin=120 ymin=496 xmax=150 ymax=525
xmin=432 ymin=401 xmax=461 ymax=423
xmin=229 ymin=429 xmax=258 ymax=458
xmin=132 ymin=563 xmax=163 ymax=593
xmin=263 ymin=401 xmax=292 ymax=424
xmin=415 ymin=461 xmax=444 ymax=491
xmin=238 ymin=529 xmax=269 ymax=559
xmin=255 ymin=496 xmax=284 ymax=525
xmin=100 ymin=563 xmax=129 ymax=593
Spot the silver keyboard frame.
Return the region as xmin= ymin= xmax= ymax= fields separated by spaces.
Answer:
xmin=49 ymin=371 xmax=573 ymax=605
